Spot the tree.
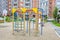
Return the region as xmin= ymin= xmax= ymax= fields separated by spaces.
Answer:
xmin=53 ymin=7 xmax=58 ymax=21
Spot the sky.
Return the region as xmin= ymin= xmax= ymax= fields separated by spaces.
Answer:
xmin=56 ymin=0 xmax=60 ymax=4
xmin=56 ymin=0 xmax=60 ymax=8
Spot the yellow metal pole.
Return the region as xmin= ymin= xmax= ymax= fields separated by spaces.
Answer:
xmin=12 ymin=8 xmax=16 ymax=34
xmin=35 ymin=13 xmax=39 ymax=33
xmin=23 ymin=13 xmax=25 ymax=32
xmin=12 ymin=13 xmax=14 ymax=34
xmin=21 ymin=8 xmax=27 ymax=32
xmin=28 ymin=12 xmax=31 ymax=35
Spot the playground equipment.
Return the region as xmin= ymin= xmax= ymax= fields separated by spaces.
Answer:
xmin=12 ymin=8 xmax=43 ymax=35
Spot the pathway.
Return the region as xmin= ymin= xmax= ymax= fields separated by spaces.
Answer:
xmin=0 ymin=22 xmax=60 ymax=40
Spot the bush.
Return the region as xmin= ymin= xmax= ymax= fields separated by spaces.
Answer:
xmin=52 ymin=20 xmax=60 ymax=27
xmin=45 ymin=15 xmax=47 ymax=20
xmin=53 ymin=7 xmax=58 ymax=22
xmin=6 ymin=16 xmax=12 ymax=22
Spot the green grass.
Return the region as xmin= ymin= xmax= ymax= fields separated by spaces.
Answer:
xmin=52 ymin=20 xmax=60 ymax=27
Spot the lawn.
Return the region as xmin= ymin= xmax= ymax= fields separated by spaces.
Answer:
xmin=52 ymin=20 xmax=60 ymax=27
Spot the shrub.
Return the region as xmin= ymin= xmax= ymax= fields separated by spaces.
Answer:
xmin=6 ymin=16 xmax=12 ymax=22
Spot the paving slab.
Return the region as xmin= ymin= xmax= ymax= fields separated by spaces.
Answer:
xmin=0 ymin=22 xmax=60 ymax=40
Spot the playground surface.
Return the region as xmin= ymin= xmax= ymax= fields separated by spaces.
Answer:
xmin=0 ymin=22 xmax=60 ymax=40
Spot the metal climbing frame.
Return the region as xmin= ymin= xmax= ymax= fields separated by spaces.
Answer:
xmin=12 ymin=8 xmax=42 ymax=35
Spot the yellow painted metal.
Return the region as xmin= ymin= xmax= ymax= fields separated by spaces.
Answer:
xmin=12 ymin=8 xmax=40 ymax=35
xmin=12 ymin=13 xmax=14 ymax=34
xmin=28 ymin=12 xmax=31 ymax=35
xmin=23 ymin=13 xmax=25 ymax=32
xmin=35 ymin=13 xmax=39 ymax=33
xmin=32 ymin=8 xmax=38 ymax=13
xmin=21 ymin=8 xmax=27 ymax=32
xmin=21 ymin=8 xmax=27 ymax=13
xmin=12 ymin=8 xmax=17 ymax=14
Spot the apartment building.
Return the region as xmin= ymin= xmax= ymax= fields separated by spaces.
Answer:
xmin=11 ymin=0 xmax=19 ymax=8
xmin=0 ymin=0 xmax=50 ymax=16
xmin=7 ymin=0 xmax=19 ymax=15
xmin=0 ymin=0 xmax=8 ymax=16
xmin=11 ymin=0 xmax=40 ymax=9
xmin=7 ymin=0 xmax=48 ymax=15
xmin=7 ymin=0 xmax=11 ymax=15
xmin=40 ymin=0 xmax=48 ymax=15
xmin=18 ymin=0 xmax=24 ymax=8
xmin=32 ymin=0 xmax=39 ymax=8
xmin=48 ymin=0 xmax=55 ymax=19
xmin=56 ymin=0 xmax=60 ymax=9
xmin=56 ymin=0 xmax=60 ymax=15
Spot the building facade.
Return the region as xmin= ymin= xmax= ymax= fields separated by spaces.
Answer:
xmin=56 ymin=0 xmax=60 ymax=15
xmin=7 ymin=0 xmax=48 ymax=15
xmin=7 ymin=0 xmax=11 ymax=15
xmin=48 ymin=0 xmax=55 ymax=19
xmin=0 ymin=0 xmax=8 ymax=16
xmin=32 ymin=0 xmax=39 ymax=8
xmin=40 ymin=0 xmax=48 ymax=15
xmin=0 ymin=0 xmax=54 ymax=16
xmin=7 ymin=0 xmax=43 ymax=14
xmin=56 ymin=0 xmax=60 ymax=9
xmin=18 ymin=0 xmax=24 ymax=8
xmin=11 ymin=0 xmax=40 ymax=9
xmin=11 ymin=0 xmax=19 ymax=8
xmin=18 ymin=0 xmax=40 ymax=9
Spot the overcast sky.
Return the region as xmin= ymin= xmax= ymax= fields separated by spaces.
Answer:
xmin=56 ymin=0 xmax=60 ymax=4
xmin=56 ymin=0 xmax=60 ymax=8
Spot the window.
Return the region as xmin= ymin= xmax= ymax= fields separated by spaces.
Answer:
xmin=25 ymin=4 xmax=28 ymax=6
xmin=14 ymin=4 xmax=17 ymax=6
xmin=25 ymin=3 xmax=30 ymax=6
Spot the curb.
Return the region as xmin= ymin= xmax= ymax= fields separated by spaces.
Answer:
xmin=55 ymin=31 xmax=60 ymax=38
xmin=51 ymin=22 xmax=60 ymax=38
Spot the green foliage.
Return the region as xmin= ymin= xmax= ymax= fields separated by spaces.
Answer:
xmin=57 ymin=15 xmax=60 ymax=22
xmin=44 ymin=15 xmax=47 ymax=22
xmin=53 ymin=7 xmax=58 ymax=19
xmin=6 ymin=16 xmax=12 ymax=22
xmin=52 ymin=20 xmax=60 ymax=27
xmin=44 ymin=15 xmax=47 ymax=20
